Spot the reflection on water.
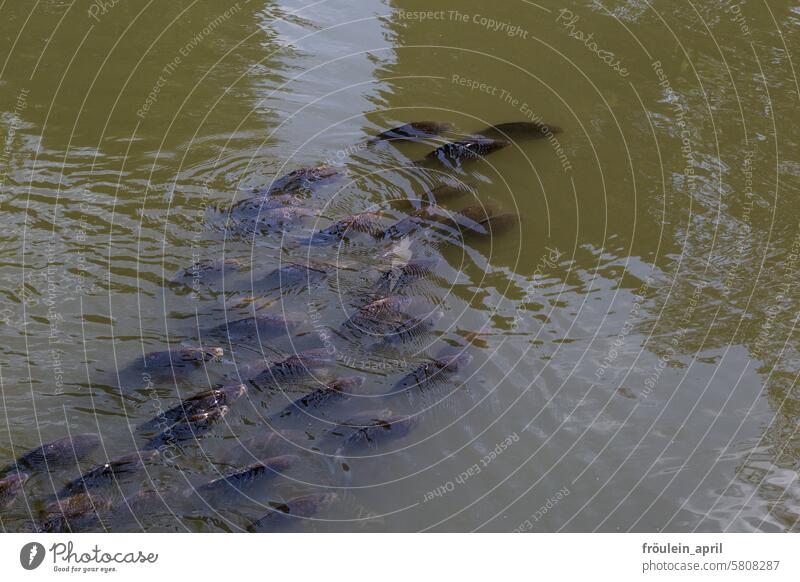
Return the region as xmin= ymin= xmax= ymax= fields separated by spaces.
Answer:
xmin=0 ymin=0 xmax=798 ymax=532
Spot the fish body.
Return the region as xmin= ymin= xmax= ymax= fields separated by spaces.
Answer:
xmin=275 ymin=376 xmax=364 ymax=419
xmin=0 ymin=472 xmax=28 ymax=509
xmin=207 ymin=313 xmax=304 ymax=341
xmin=476 ymin=121 xmax=562 ymax=140
xmin=424 ymin=137 xmax=510 ymax=166
xmin=370 ymin=121 xmax=450 ymax=143
xmin=336 ymin=414 xmax=417 ymax=453
xmin=5 ymin=433 xmax=101 ymax=474
xmin=372 ymin=259 xmax=436 ymax=295
xmin=138 ymin=384 xmax=245 ymax=434
xmin=301 ymin=211 xmax=384 ymax=246
xmin=195 ymin=455 xmax=297 ymax=501
xmin=145 ymin=405 xmax=230 ymax=450
xmin=55 ymin=450 xmax=159 ymax=500
xmin=390 ymin=352 xmax=473 ymax=394
xmin=247 ymin=492 xmax=338 ymax=532
xmin=252 ymin=349 xmax=334 ymax=388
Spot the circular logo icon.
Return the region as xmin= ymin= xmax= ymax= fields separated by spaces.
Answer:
xmin=20 ymin=542 xmax=46 ymax=570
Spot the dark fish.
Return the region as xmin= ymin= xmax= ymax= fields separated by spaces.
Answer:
xmin=231 ymin=192 xmax=307 ymax=219
xmin=137 ymin=384 xmax=246 ymax=434
xmin=370 ymin=121 xmax=451 ymax=143
xmin=470 ymin=213 xmax=519 ymax=237
xmin=382 ymin=206 xmax=485 ymax=241
xmin=236 ymin=205 xmax=319 ymax=236
xmin=476 ymin=121 xmax=562 ymax=140
xmin=425 ymin=179 xmax=475 ymax=202
xmin=0 ymin=472 xmax=28 ymax=509
xmin=318 ymin=409 xmax=394 ymax=451
xmin=258 ymin=260 xmax=333 ymax=291
xmin=344 ymin=296 xmax=414 ymax=335
xmin=335 ymin=414 xmax=417 ymax=453
xmin=194 ymin=455 xmax=297 ymax=501
xmin=424 ymin=137 xmax=510 ymax=166
xmin=173 ymin=258 xmax=245 ymax=286
xmin=389 ymin=352 xmax=473 ymax=395
xmin=371 ymin=312 xmax=442 ymax=349
xmin=233 ymin=429 xmax=309 ymax=462
xmin=131 ymin=346 xmax=225 ymax=381
xmin=247 ymin=492 xmax=338 ymax=532
xmin=300 ymin=211 xmax=384 ymax=246
xmin=55 ymin=450 xmax=159 ymax=500
xmin=145 ymin=405 xmax=230 ymax=450
xmin=252 ymin=349 xmax=335 ymax=389
xmin=260 ymin=165 xmax=345 ymax=195
xmin=275 ymin=376 xmax=365 ymax=419
xmin=41 ymin=492 xmax=111 ymax=533
xmin=372 ymin=259 xmax=437 ymax=295
xmin=5 ymin=433 xmax=101 ymax=473
xmin=206 ymin=313 xmax=305 ymax=341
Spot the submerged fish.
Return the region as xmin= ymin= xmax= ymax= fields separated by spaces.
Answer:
xmin=300 ymin=211 xmax=384 ymax=246
xmin=475 ymin=121 xmax=562 ymax=140
xmin=275 ymin=376 xmax=365 ymax=419
xmin=129 ymin=346 xmax=225 ymax=382
xmin=206 ymin=313 xmax=305 ymax=342
xmin=41 ymin=492 xmax=112 ymax=533
xmin=335 ymin=414 xmax=417 ymax=454
xmin=389 ymin=352 xmax=473 ymax=395
xmin=318 ymin=409 xmax=394 ymax=451
xmin=4 ymin=433 xmax=101 ymax=474
xmin=0 ymin=472 xmax=29 ymax=509
xmin=258 ymin=165 xmax=345 ymax=195
xmin=258 ymin=260 xmax=333 ymax=291
xmin=371 ymin=312 xmax=442 ymax=349
xmin=369 ymin=121 xmax=451 ymax=143
xmin=145 ymin=405 xmax=230 ymax=450
xmin=372 ymin=259 xmax=437 ymax=295
xmin=233 ymin=429 xmax=309 ymax=462
xmin=234 ymin=205 xmax=319 ymax=236
xmin=344 ymin=296 xmax=414 ymax=335
xmin=173 ymin=258 xmax=246 ymax=286
xmin=55 ymin=450 xmax=159 ymax=500
xmin=251 ymin=349 xmax=334 ymax=389
xmin=247 ymin=492 xmax=338 ymax=532
xmin=137 ymin=384 xmax=246 ymax=435
xmin=194 ymin=455 xmax=297 ymax=501
xmin=424 ymin=137 xmax=510 ymax=166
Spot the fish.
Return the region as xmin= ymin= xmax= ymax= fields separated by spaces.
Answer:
xmin=4 ymin=433 xmax=101 ymax=474
xmin=475 ymin=121 xmax=562 ymax=140
xmin=232 ymin=429 xmax=309 ymax=463
xmin=234 ymin=205 xmax=319 ymax=236
xmin=137 ymin=384 xmax=246 ymax=434
xmin=257 ymin=260 xmax=333 ymax=291
xmin=173 ymin=258 xmax=246 ymax=286
xmin=371 ymin=312 xmax=442 ymax=349
xmin=129 ymin=346 xmax=225 ymax=382
xmin=144 ymin=405 xmax=230 ymax=450
xmin=206 ymin=313 xmax=305 ymax=342
xmin=194 ymin=455 xmax=298 ymax=501
xmin=424 ymin=179 xmax=476 ymax=202
xmin=381 ymin=206 xmax=489 ymax=241
xmin=55 ymin=450 xmax=159 ymax=500
xmin=389 ymin=352 xmax=473 ymax=395
xmin=299 ymin=211 xmax=384 ymax=246
xmin=230 ymin=192 xmax=307 ymax=219
xmin=0 ymin=472 xmax=29 ymax=509
xmin=251 ymin=349 xmax=335 ymax=389
xmin=247 ymin=492 xmax=338 ymax=532
xmin=275 ymin=376 xmax=365 ymax=419
xmin=40 ymin=492 xmax=112 ymax=533
xmin=344 ymin=296 xmax=414 ymax=335
xmin=372 ymin=259 xmax=437 ymax=295
xmin=423 ymin=137 xmax=510 ymax=166
xmin=335 ymin=414 xmax=417 ymax=454
xmin=318 ymin=409 xmax=394 ymax=451
xmin=369 ymin=121 xmax=451 ymax=143
xmin=258 ymin=165 xmax=345 ymax=195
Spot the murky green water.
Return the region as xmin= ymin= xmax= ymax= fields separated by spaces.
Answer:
xmin=0 ymin=0 xmax=798 ymax=532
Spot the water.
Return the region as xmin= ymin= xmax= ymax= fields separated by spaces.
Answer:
xmin=0 ymin=0 xmax=798 ymax=532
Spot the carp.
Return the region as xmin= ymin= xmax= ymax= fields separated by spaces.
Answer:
xmin=137 ymin=384 xmax=246 ymax=434
xmin=275 ymin=376 xmax=364 ymax=419
xmin=247 ymin=492 xmax=338 ymax=532
xmin=4 ymin=433 xmax=101 ymax=474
